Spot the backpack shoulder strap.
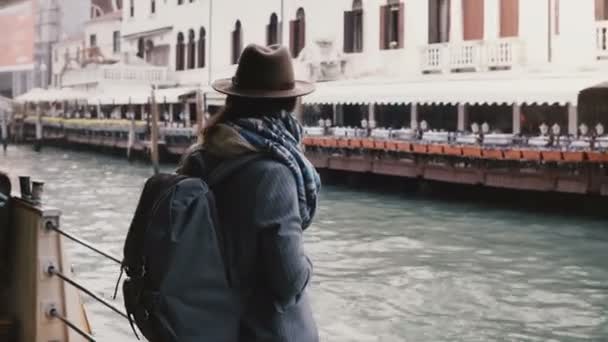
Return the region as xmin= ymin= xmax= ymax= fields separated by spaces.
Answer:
xmin=207 ymin=153 xmax=263 ymax=187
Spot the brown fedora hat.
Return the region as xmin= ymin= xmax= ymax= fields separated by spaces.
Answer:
xmin=212 ymin=44 xmax=315 ymax=98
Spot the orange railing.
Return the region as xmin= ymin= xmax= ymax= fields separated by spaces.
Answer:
xmin=302 ymin=136 xmax=607 ymax=163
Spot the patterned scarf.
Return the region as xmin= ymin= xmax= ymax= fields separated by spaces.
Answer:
xmin=222 ymin=113 xmax=321 ymax=229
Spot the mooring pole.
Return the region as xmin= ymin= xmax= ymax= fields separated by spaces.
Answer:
xmin=196 ymin=89 xmax=204 ymax=132
xmin=34 ymin=101 xmax=42 ymax=152
xmin=1 ymin=109 xmax=7 ymax=152
xmin=126 ymin=102 xmax=135 ymax=161
xmin=150 ymin=87 xmax=160 ymax=174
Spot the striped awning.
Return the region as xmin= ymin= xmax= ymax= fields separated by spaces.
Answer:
xmin=302 ymin=74 xmax=607 ymax=106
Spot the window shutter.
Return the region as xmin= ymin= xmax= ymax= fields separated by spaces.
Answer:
xmin=596 ymin=0 xmax=605 ymax=21
xmin=344 ymin=11 xmax=354 ymax=53
xmin=463 ymin=0 xmax=484 ymax=40
xmin=499 ymin=0 xmax=519 ymax=37
xmin=379 ymin=5 xmax=387 ymax=49
xmin=357 ymin=11 xmax=364 ymax=52
xmin=344 ymin=11 xmax=349 ymax=53
xmin=290 ymin=20 xmax=297 ymax=57
xmin=429 ymin=0 xmax=439 ymax=43
xmin=398 ymin=2 xmax=405 ymax=48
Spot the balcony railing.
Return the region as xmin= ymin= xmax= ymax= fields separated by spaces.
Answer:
xmin=62 ymin=64 xmax=172 ymax=87
xmin=421 ymin=43 xmax=446 ymax=74
xmin=422 ymin=38 xmax=522 ymax=74
xmin=449 ymin=41 xmax=483 ymax=71
xmin=486 ymin=38 xmax=522 ymax=69
xmin=597 ymin=20 xmax=608 ymax=60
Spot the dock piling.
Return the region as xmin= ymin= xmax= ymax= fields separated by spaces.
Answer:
xmin=150 ymin=87 xmax=160 ymax=174
xmin=34 ymin=102 xmax=42 ymax=152
xmin=1 ymin=109 xmax=7 ymax=152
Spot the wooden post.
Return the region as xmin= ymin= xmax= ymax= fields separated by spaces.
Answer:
xmin=127 ymin=103 xmax=135 ymax=161
xmin=1 ymin=109 xmax=7 ymax=152
xmin=150 ymin=88 xmax=160 ymax=174
xmin=195 ymin=90 xmax=205 ymax=145
xmin=96 ymin=102 xmax=102 ymax=119
xmin=16 ymin=103 xmax=27 ymax=143
xmin=184 ymin=99 xmax=191 ymax=127
xmin=34 ymin=102 xmax=42 ymax=152
xmin=196 ymin=89 xmax=204 ymax=131
xmin=294 ymin=97 xmax=304 ymax=123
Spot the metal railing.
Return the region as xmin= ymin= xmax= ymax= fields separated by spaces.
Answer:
xmin=48 ymin=307 xmax=96 ymax=342
xmin=44 ymin=221 xmax=128 ymax=342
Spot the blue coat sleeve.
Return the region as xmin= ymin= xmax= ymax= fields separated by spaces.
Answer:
xmin=253 ymin=162 xmax=313 ymax=307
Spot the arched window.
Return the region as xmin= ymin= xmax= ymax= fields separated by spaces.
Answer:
xmin=267 ymin=13 xmax=279 ymax=46
xmin=129 ymin=0 xmax=134 ymax=17
xmin=176 ymin=32 xmax=185 ymax=70
xmin=231 ymin=20 xmax=243 ymax=64
xmin=344 ymin=0 xmax=364 ymax=53
xmin=187 ymin=29 xmax=196 ymax=69
xmin=380 ymin=0 xmax=403 ymax=49
xmin=151 ymin=0 xmax=156 ymax=14
xmin=198 ymin=27 xmax=206 ymax=68
xmin=290 ymin=8 xmax=306 ymax=57
xmin=137 ymin=38 xmax=144 ymax=58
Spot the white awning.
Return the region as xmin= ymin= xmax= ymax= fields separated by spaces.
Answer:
xmin=302 ymin=75 xmax=607 ymax=106
xmin=15 ymin=88 xmax=90 ymax=103
xmin=155 ymin=87 xmax=198 ymax=103
xmin=88 ymin=86 xmax=215 ymax=105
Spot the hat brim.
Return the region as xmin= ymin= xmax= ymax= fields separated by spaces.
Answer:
xmin=211 ymin=78 xmax=315 ymax=99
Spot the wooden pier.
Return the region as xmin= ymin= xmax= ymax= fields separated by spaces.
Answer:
xmin=14 ymin=118 xmax=608 ymax=197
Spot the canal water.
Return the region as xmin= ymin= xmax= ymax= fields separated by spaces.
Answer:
xmin=2 ymin=145 xmax=608 ymax=341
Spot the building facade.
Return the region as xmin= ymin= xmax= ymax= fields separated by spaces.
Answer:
xmin=52 ymin=0 xmax=608 ymax=88
xmin=44 ymin=0 xmax=608 ymax=137
xmin=115 ymin=0 xmax=608 ymax=83
xmin=0 ymin=0 xmax=93 ymax=98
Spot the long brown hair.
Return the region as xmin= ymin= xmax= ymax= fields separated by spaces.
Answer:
xmin=199 ymin=95 xmax=297 ymax=144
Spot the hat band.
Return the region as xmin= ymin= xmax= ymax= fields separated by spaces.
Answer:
xmin=232 ymin=77 xmax=295 ymax=91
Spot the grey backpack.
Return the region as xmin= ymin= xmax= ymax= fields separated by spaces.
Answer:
xmin=121 ymin=155 xmax=259 ymax=342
